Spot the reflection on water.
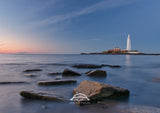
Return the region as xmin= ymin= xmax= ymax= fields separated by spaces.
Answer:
xmin=0 ymin=54 xmax=160 ymax=113
xmin=125 ymin=55 xmax=131 ymax=66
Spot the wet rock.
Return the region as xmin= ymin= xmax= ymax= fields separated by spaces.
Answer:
xmin=86 ymin=70 xmax=107 ymax=77
xmin=72 ymin=64 xmax=102 ymax=69
xmin=62 ymin=69 xmax=81 ymax=76
xmin=85 ymin=70 xmax=93 ymax=74
xmin=24 ymin=74 xmax=37 ymax=77
xmin=37 ymin=80 xmax=77 ymax=85
xmin=23 ymin=69 xmax=42 ymax=72
xmin=101 ymin=64 xmax=121 ymax=68
xmin=54 ymin=76 xmax=62 ymax=80
xmin=73 ymin=80 xmax=129 ymax=103
xmin=0 ymin=81 xmax=28 ymax=84
xmin=20 ymin=91 xmax=65 ymax=101
xmin=48 ymin=72 xmax=62 ymax=75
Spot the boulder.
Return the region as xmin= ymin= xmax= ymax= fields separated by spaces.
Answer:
xmin=48 ymin=72 xmax=62 ymax=75
xmin=20 ymin=91 xmax=65 ymax=101
xmin=23 ymin=69 xmax=42 ymax=72
xmin=73 ymin=80 xmax=129 ymax=103
xmin=86 ymin=70 xmax=107 ymax=77
xmin=62 ymin=69 xmax=81 ymax=76
xmin=37 ymin=80 xmax=77 ymax=85
xmin=101 ymin=64 xmax=121 ymax=68
xmin=72 ymin=64 xmax=102 ymax=69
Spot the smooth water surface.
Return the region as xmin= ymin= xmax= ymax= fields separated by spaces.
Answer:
xmin=0 ymin=54 xmax=160 ymax=113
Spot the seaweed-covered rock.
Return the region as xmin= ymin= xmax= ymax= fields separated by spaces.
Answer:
xmin=62 ymin=69 xmax=81 ymax=76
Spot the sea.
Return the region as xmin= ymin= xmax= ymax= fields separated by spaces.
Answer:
xmin=0 ymin=54 xmax=160 ymax=113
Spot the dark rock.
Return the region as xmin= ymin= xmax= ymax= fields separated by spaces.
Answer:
xmin=62 ymin=69 xmax=81 ymax=76
xmin=23 ymin=69 xmax=42 ymax=72
xmin=37 ymin=80 xmax=77 ymax=85
xmin=20 ymin=91 xmax=65 ymax=101
xmin=72 ymin=64 xmax=102 ymax=69
xmin=86 ymin=70 xmax=107 ymax=77
xmin=101 ymin=64 xmax=121 ymax=68
xmin=0 ymin=81 xmax=28 ymax=84
xmin=24 ymin=74 xmax=37 ymax=77
xmin=48 ymin=72 xmax=62 ymax=75
xmin=73 ymin=80 xmax=129 ymax=103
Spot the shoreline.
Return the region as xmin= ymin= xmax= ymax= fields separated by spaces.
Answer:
xmin=81 ymin=53 xmax=160 ymax=55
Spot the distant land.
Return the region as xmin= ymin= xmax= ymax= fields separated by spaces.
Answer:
xmin=81 ymin=52 xmax=160 ymax=55
xmin=81 ymin=34 xmax=160 ymax=55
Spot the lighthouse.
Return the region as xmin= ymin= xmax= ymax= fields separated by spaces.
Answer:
xmin=126 ymin=34 xmax=131 ymax=51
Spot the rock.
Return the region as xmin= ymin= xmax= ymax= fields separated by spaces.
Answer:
xmin=86 ymin=70 xmax=107 ymax=77
xmin=24 ymin=74 xmax=37 ymax=77
xmin=85 ymin=70 xmax=93 ymax=74
xmin=37 ymin=80 xmax=77 ymax=85
xmin=101 ymin=64 xmax=121 ymax=68
xmin=62 ymin=69 xmax=81 ymax=76
xmin=20 ymin=91 xmax=65 ymax=101
xmin=72 ymin=64 xmax=102 ymax=69
xmin=73 ymin=80 xmax=129 ymax=103
xmin=151 ymin=78 xmax=160 ymax=82
xmin=0 ymin=81 xmax=29 ymax=84
xmin=23 ymin=69 xmax=42 ymax=72
xmin=54 ymin=76 xmax=62 ymax=80
xmin=48 ymin=72 xmax=62 ymax=75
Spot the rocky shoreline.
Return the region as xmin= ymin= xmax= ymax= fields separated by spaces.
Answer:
xmin=18 ymin=64 xmax=130 ymax=105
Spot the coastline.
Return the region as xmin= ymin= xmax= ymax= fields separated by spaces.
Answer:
xmin=81 ymin=53 xmax=160 ymax=55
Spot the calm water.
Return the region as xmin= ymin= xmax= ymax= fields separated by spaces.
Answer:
xmin=0 ymin=54 xmax=160 ymax=113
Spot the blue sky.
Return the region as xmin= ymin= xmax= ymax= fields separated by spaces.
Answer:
xmin=0 ymin=0 xmax=160 ymax=54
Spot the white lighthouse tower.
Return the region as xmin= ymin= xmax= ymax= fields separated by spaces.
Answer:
xmin=126 ymin=34 xmax=131 ymax=51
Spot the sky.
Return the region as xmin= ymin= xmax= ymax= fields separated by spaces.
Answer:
xmin=0 ymin=0 xmax=160 ymax=54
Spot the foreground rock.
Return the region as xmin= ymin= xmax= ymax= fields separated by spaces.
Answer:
xmin=85 ymin=70 xmax=107 ymax=77
xmin=73 ymin=80 xmax=129 ymax=104
xmin=62 ymin=69 xmax=81 ymax=76
xmin=101 ymin=64 xmax=121 ymax=68
xmin=72 ymin=64 xmax=102 ymax=69
xmin=20 ymin=91 xmax=65 ymax=101
xmin=38 ymin=80 xmax=77 ymax=85
xmin=23 ymin=69 xmax=42 ymax=72
xmin=0 ymin=81 xmax=28 ymax=84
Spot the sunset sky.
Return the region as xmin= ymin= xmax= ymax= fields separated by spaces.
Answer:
xmin=0 ymin=0 xmax=160 ymax=54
